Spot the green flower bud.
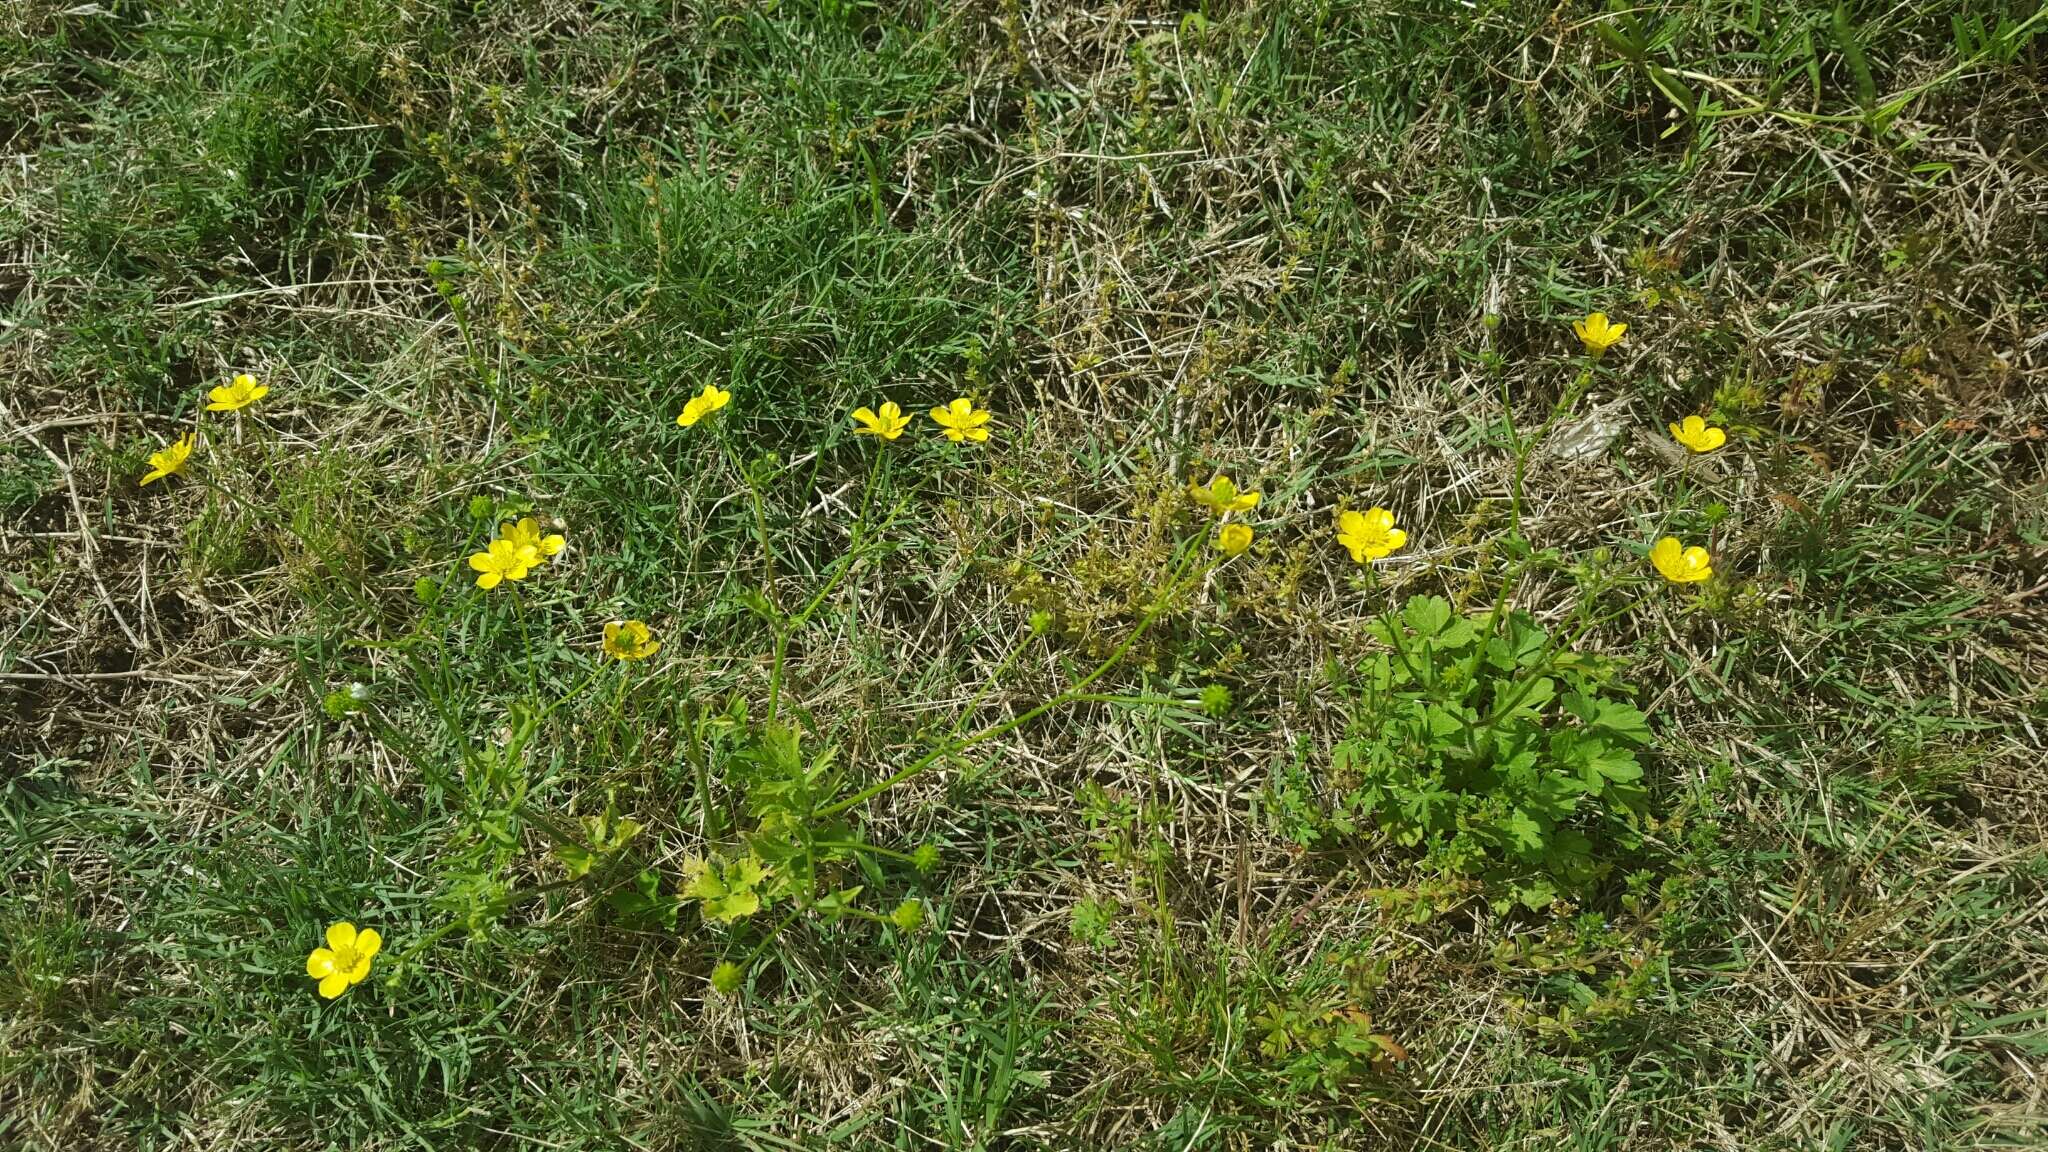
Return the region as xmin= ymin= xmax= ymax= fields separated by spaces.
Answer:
xmin=710 ymin=961 xmax=745 ymax=996
xmin=1198 ymin=683 xmax=1233 ymax=717
xmin=889 ymin=898 xmax=925 ymax=932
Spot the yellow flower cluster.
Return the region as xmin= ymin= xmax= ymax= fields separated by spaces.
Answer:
xmin=136 ymin=372 xmax=271 ymax=486
xmin=1189 ymin=475 xmax=1262 ymax=557
xmin=1185 ymin=473 xmax=1413 ymax=567
xmin=848 ymin=396 xmax=992 ymax=443
xmin=1568 ymin=309 xmax=1732 ymax=586
xmin=1175 ymin=314 xmax=1736 ymax=587
xmin=468 ymin=517 xmax=566 ymax=590
xmin=675 ymin=385 xmax=996 ymax=445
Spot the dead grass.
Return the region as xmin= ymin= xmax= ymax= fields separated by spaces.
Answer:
xmin=4 ymin=1 xmax=2046 ymax=1148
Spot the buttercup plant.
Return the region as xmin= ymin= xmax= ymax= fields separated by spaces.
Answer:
xmin=1270 ymin=345 xmax=1742 ymax=912
xmin=602 ymin=620 xmax=660 ymax=661
xmin=468 ymin=538 xmax=538 ymax=589
xmin=362 ymin=385 xmax=1234 ymax=1002
xmin=1336 ymin=508 xmax=1407 ymax=564
xmin=499 ymin=517 xmax=565 ymax=563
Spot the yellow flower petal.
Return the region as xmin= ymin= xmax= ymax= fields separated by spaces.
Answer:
xmin=852 ymin=404 xmax=905 ymax=439
xmin=307 ymin=948 xmax=338 ymax=979
xmin=929 ymin=397 xmax=991 ymax=442
xmin=1190 ymin=475 xmax=1260 ymax=516
xmin=318 ymin=973 xmax=350 ymax=999
xmin=1650 ymin=536 xmax=1712 ymax=583
xmin=1573 ymin=312 xmax=1627 ymax=355
xmin=354 ymin=928 xmax=381 ymax=960
xmin=326 ymin=922 xmax=357 ymax=953
xmin=138 ymin=433 xmax=196 ymax=486
xmin=205 ymin=374 xmax=269 ymax=411
xmin=499 ymin=518 xmax=564 ymax=559
xmin=677 ymin=384 xmax=731 ymax=428
xmin=1335 ymin=507 xmax=1406 ymax=562
xmin=1669 ymin=415 xmax=1728 ymax=453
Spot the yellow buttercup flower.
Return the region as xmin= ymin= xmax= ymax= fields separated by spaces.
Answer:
xmin=1189 ymin=475 xmax=1259 ymax=516
xmin=1649 ymin=536 xmax=1712 ymax=583
xmin=1572 ymin=312 xmax=1627 ymax=356
xmin=1215 ymin=522 xmax=1253 ymax=555
xmin=139 ymin=432 xmax=196 ymax=486
xmin=306 ymin=921 xmax=381 ymax=1000
xmin=603 ymin=620 xmax=661 ymax=661
xmin=205 ymin=373 xmax=268 ymax=412
xmin=852 ymin=401 xmax=912 ymax=440
xmin=930 ymin=397 xmax=992 ymax=443
xmin=1668 ymin=415 xmax=1727 ymax=454
xmin=1336 ymin=507 xmax=1407 ymax=563
xmin=676 ymin=384 xmax=732 ymax=428
xmin=500 ymin=517 xmax=565 ymax=562
xmin=468 ymin=538 xmax=538 ymax=589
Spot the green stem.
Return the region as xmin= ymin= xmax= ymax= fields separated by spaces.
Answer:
xmin=382 ymin=870 xmax=589 ymax=983
xmin=742 ymin=907 xmax=806 ymax=969
xmin=510 ymin=587 xmax=539 ymax=698
xmin=946 ymin=627 xmax=1035 ymax=740
xmin=811 ymin=840 xmax=925 ymax=866
xmin=718 ymin=435 xmax=787 ymax=720
xmin=535 ymin=663 xmax=606 ymax=725
xmin=1471 ymin=597 xmax=1642 ymax=735
xmin=681 ymin=702 xmax=720 ymax=839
